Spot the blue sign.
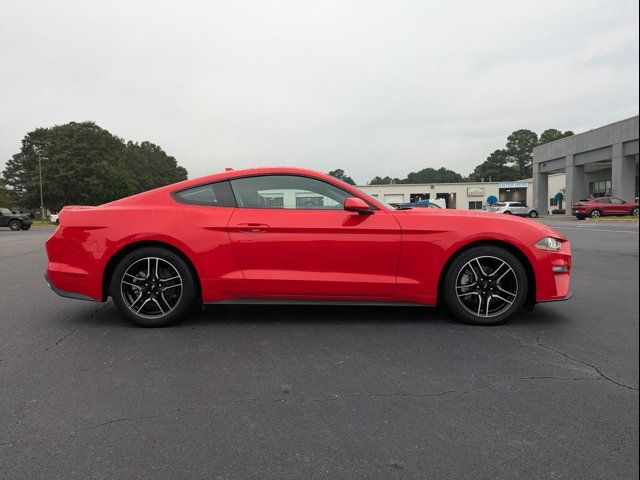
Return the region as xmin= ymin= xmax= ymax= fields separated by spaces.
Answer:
xmin=554 ymin=192 xmax=564 ymax=201
xmin=487 ymin=195 xmax=498 ymax=205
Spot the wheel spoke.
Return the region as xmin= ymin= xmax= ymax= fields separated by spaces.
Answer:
xmin=161 ymin=282 xmax=182 ymax=292
xmin=159 ymin=275 xmax=180 ymax=283
xmin=457 ymin=282 xmax=477 ymax=290
xmin=122 ymin=280 xmax=142 ymax=290
xmin=497 ymin=286 xmax=517 ymax=298
xmin=485 ymin=296 xmax=491 ymax=316
xmin=124 ymin=272 xmax=145 ymax=282
xmin=136 ymin=297 xmax=150 ymax=313
xmin=490 ymin=261 xmax=506 ymax=278
xmin=160 ymin=292 xmax=173 ymax=311
xmin=475 ymin=258 xmax=487 ymax=276
xmin=493 ymin=294 xmax=514 ymax=306
xmin=152 ymin=297 xmax=165 ymax=315
xmin=477 ymin=296 xmax=483 ymax=315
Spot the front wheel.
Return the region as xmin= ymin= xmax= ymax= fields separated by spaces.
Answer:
xmin=8 ymin=220 xmax=21 ymax=231
xmin=110 ymin=247 xmax=198 ymax=327
xmin=21 ymin=223 xmax=31 ymax=230
xmin=590 ymin=209 xmax=602 ymax=219
xmin=443 ymin=246 xmax=528 ymax=325
xmin=529 ymin=210 xmax=539 ymax=218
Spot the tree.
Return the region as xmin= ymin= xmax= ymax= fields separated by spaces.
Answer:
xmin=402 ymin=167 xmax=464 ymax=184
xmin=328 ymin=169 xmax=356 ymax=185
xmin=0 ymin=178 xmax=13 ymax=206
xmin=2 ymin=122 xmax=188 ymax=211
xmin=505 ymin=129 xmax=538 ymax=178
xmin=125 ymin=141 xmax=188 ymax=192
xmin=468 ymin=149 xmax=520 ymax=182
xmin=369 ymin=176 xmax=399 ymax=185
xmin=538 ymin=129 xmax=574 ymax=146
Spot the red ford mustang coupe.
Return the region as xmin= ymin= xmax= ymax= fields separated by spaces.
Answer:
xmin=45 ymin=167 xmax=572 ymax=327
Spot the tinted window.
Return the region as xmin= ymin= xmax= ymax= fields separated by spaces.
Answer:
xmin=231 ymin=175 xmax=351 ymax=210
xmin=173 ymin=181 xmax=236 ymax=207
xmin=0 ymin=208 xmax=11 ymax=215
xmin=595 ymin=198 xmax=611 ymax=204
xmin=510 ymin=202 xmax=524 ymax=207
xmin=610 ymin=198 xmax=624 ymax=204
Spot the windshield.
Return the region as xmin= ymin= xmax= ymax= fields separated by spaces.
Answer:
xmin=0 ymin=208 xmax=11 ymax=215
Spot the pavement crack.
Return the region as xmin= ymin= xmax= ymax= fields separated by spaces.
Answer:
xmin=535 ymin=336 xmax=638 ymax=392
xmin=45 ymin=303 xmax=109 ymax=352
xmin=0 ymin=376 xmax=594 ymax=448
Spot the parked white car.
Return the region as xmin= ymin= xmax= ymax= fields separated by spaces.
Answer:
xmin=489 ymin=202 xmax=539 ymax=218
xmin=49 ymin=213 xmax=59 ymax=225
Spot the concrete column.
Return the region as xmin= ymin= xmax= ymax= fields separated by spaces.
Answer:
xmin=532 ymin=163 xmax=548 ymax=215
xmin=611 ymin=143 xmax=636 ymax=201
xmin=565 ymin=154 xmax=587 ymax=215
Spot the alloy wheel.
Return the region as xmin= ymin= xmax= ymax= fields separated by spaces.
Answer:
xmin=591 ymin=210 xmax=601 ymax=218
xmin=120 ymin=257 xmax=183 ymax=319
xmin=455 ymin=256 xmax=519 ymax=318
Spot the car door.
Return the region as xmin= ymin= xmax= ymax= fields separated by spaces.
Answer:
xmin=595 ymin=197 xmax=612 ymax=214
xmin=609 ymin=198 xmax=627 ymax=214
xmin=227 ymin=174 xmax=402 ymax=298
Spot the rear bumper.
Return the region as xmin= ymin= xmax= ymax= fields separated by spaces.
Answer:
xmin=538 ymin=291 xmax=574 ymax=303
xmin=44 ymin=273 xmax=101 ymax=302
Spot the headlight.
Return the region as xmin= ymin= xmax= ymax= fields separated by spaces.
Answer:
xmin=535 ymin=237 xmax=562 ymax=252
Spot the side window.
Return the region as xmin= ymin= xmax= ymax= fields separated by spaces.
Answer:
xmin=173 ymin=181 xmax=236 ymax=207
xmin=230 ymin=175 xmax=352 ymax=210
xmin=595 ymin=198 xmax=611 ymax=204
xmin=610 ymin=198 xmax=624 ymax=204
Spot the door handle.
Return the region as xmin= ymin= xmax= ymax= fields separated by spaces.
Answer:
xmin=235 ymin=223 xmax=270 ymax=233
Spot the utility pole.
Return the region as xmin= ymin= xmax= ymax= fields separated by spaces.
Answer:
xmin=32 ymin=140 xmax=50 ymax=221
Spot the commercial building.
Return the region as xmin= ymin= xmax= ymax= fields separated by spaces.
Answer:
xmin=359 ymin=174 xmax=565 ymax=211
xmin=533 ymin=116 xmax=639 ymax=215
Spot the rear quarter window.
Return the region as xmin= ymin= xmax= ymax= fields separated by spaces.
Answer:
xmin=173 ymin=181 xmax=236 ymax=207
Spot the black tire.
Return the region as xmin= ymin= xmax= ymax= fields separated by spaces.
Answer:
xmin=8 ymin=220 xmax=21 ymax=231
xmin=110 ymin=246 xmax=198 ymax=327
xmin=590 ymin=209 xmax=601 ymax=219
xmin=21 ymin=223 xmax=31 ymax=230
xmin=503 ymin=211 xmax=512 ymax=215
xmin=529 ymin=210 xmax=539 ymax=218
xmin=576 ymin=215 xmax=586 ymax=220
xmin=632 ymin=207 xmax=639 ymax=217
xmin=443 ymin=246 xmax=528 ymax=326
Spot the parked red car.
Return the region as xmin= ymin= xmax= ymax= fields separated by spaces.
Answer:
xmin=572 ymin=197 xmax=639 ymax=219
xmin=45 ymin=167 xmax=572 ymax=327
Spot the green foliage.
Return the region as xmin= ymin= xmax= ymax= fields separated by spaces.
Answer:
xmin=505 ymin=129 xmax=538 ymax=178
xmin=538 ymin=129 xmax=574 ymax=146
xmin=369 ymin=176 xmax=400 ymax=185
xmin=328 ymin=169 xmax=356 ymax=185
xmin=468 ymin=149 xmax=520 ymax=182
xmin=0 ymin=178 xmax=13 ymax=206
xmin=551 ymin=209 xmax=566 ymax=215
xmin=402 ymin=167 xmax=464 ymax=184
xmin=2 ymin=122 xmax=188 ymax=211
xmin=368 ymin=168 xmax=462 ymax=185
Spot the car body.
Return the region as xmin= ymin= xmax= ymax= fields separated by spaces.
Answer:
xmin=49 ymin=213 xmax=59 ymax=225
xmin=0 ymin=207 xmax=32 ymax=231
xmin=489 ymin=201 xmax=539 ymax=218
xmin=45 ymin=167 xmax=572 ymax=327
xmin=397 ymin=199 xmax=444 ymax=209
xmin=572 ymin=197 xmax=639 ymax=219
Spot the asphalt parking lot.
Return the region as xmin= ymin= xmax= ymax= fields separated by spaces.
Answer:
xmin=1 ymin=220 xmax=638 ymax=479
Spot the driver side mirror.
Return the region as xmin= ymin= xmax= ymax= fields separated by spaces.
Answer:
xmin=344 ymin=197 xmax=373 ymax=214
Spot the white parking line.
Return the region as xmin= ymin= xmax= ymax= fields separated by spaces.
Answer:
xmin=553 ymin=226 xmax=639 ymax=234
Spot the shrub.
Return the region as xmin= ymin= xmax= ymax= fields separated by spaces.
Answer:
xmin=551 ymin=209 xmax=566 ymax=215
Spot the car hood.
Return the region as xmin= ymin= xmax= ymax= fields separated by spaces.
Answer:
xmin=393 ymin=208 xmax=567 ymax=241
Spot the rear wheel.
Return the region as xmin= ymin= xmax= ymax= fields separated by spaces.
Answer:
xmin=632 ymin=207 xmax=639 ymax=216
xmin=590 ymin=209 xmax=601 ymax=219
xmin=8 ymin=220 xmax=21 ymax=231
xmin=443 ymin=246 xmax=528 ymax=325
xmin=110 ymin=247 xmax=197 ymax=327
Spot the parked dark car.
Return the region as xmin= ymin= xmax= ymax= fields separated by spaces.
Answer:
xmin=0 ymin=208 xmax=32 ymax=231
xmin=572 ymin=197 xmax=639 ymax=219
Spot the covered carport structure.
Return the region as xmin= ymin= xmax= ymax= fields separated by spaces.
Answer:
xmin=533 ymin=116 xmax=639 ymax=215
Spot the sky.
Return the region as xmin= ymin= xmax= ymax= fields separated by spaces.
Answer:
xmin=1 ymin=0 xmax=638 ymax=184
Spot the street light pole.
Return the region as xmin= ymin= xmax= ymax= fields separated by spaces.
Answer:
xmin=38 ymin=154 xmax=44 ymax=221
